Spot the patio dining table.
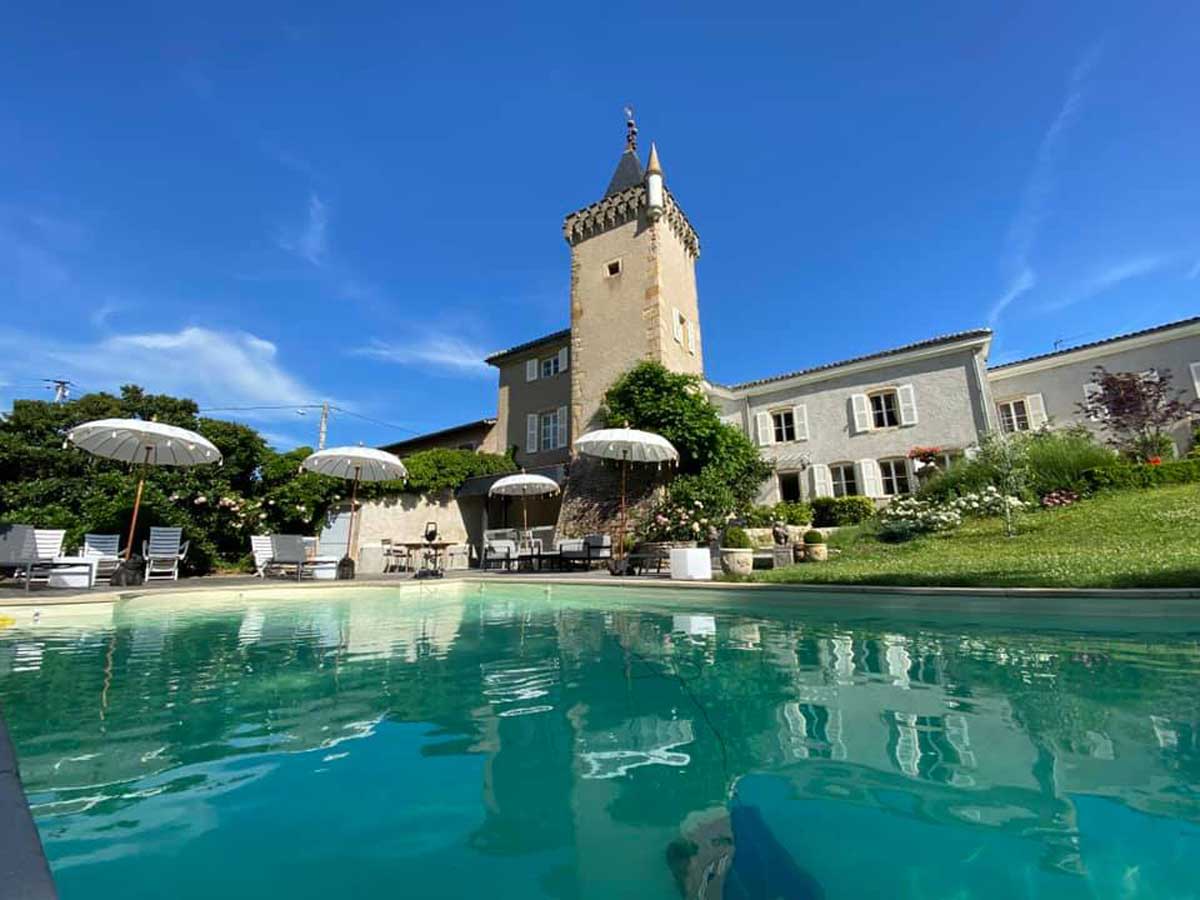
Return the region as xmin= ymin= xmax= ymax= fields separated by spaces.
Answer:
xmin=395 ymin=540 xmax=455 ymax=574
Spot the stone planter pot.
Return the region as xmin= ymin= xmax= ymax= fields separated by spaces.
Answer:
xmin=805 ymin=543 xmax=828 ymax=562
xmin=720 ymin=548 xmax=753 ymax=576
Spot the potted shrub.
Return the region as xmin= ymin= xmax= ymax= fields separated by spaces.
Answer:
xmin=804 ymin=529 xmax=828 ymax=562
xmin=720 ymin=526 xmax=754 ymax=576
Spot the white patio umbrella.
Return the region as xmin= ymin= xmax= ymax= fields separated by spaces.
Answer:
xmin=301 ymin=446 xmax=407 ymax=560
xmin=488 ymin=472 xmax=561 ymax=532
xmin=66 ymin=418 xmax=223 ymax=559
xmin=573 ymin=427 xmax=679 ymax=559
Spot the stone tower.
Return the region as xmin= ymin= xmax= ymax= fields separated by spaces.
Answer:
xmin=563 ymin=114 xmax=703 ymax=439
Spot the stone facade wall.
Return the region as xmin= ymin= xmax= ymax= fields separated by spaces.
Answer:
xmin=555 ymin=457 xmax=670 ymax=541
xmin=569 ymin=215 xmax=657 ymax=436
xmin=495 ymin=340 xmax=572 ymax=467
xmin=354 ymin=491 xmax=481 ymax=563
xmin=654 ymin=216 xmax=704 ymax=377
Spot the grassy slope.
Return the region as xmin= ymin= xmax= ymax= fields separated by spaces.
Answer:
xmin=752 ymin=484 xmax=1200 ymax=589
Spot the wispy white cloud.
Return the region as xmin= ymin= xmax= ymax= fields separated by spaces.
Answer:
xmin=1040 ymin=255 xmax=1171 ymax=313
xmin=277 ymin=192 xmax=328 ymax=266
xmin=1187 ymin=258 xmax=1200 ymax=280
xmin=0 ymin=326 xmax=325 ymax=417
xmin=354 ymin=336 xmax=492 ymax=378
xmin=988 ymin=44 xmax=1103 ymax=326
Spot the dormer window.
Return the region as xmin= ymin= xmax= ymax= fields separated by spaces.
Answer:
xmin=605 ymin=259 xmax=622 ymax=278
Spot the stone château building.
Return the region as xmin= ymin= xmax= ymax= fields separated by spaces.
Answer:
xmin=385 ymin=117 xmax=1200 ymax=523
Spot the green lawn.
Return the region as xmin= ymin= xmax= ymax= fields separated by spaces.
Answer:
xmin=750 ymin=484 xmax=1200 ymax=589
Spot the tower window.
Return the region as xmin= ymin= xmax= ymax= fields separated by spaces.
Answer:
xmin=605 ymin=259 xmax=622 ymax=278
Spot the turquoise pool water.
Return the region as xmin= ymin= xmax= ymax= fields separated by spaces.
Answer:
xmin=1 ymin=584 xmax=1198 ymax=899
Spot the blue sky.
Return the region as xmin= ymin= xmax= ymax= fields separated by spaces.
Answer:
xmin=2 ymin=2 xmax=1197 ymax=449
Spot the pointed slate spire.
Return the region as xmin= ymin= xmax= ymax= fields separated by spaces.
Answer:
xmin=604 ymin=107 xmax=645 ymax=196
xmin=605 ymin=150 xmax=645 ymax=196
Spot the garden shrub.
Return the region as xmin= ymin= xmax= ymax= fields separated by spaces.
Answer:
xmin=743 ymin=501 xmax=812 ymax=527
xmin=1080 ymin=459 xmax=1200 ymax=493
xmin=722 ymin=526 xmax=752 ymax=549
xmin=835 ymin=496 xmax=877 ymax=525
xmin=920 ymin=429 xmax=1116 ymax=501
xmin=803 ymin=530 xmax=825 ymax=544
xmin=877 ymin=520 xmax=919 ymax=543
xmin=811 ymin=496 xmax=876 ymax=527
xmin=1024 ymin=428 xmax=1117 ymax=495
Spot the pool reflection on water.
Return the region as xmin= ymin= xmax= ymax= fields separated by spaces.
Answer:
xmin=1 ymin=583 xmax=1198 ymax=899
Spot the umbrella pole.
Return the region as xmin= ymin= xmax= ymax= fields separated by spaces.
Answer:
xmin=619 ymin=455 xmax=628 ymax=562
xmin=348 ymin=466 xmax=360 ymax=561
xmin=124 ymin=446 xmax=153 ymax=560
xmin=522 ymin=496 xmax=529 ymax=533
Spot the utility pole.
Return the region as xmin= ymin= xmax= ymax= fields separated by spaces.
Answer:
xmin=45 ymin=379 xmax=73 ymax=404
xmin=317 ymin=401 xmax=329 ymax=450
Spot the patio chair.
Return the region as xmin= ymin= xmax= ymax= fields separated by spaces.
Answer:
xmin=381 ymin=538 xmax=411 ymax=573
xmin=482 ymin=538 xmax=518 ymax=571
xmin=270 ymin=534 xmax=321 ymax=582
xmin=81 ymin=533 xmax=122 ymax=582
xmin=0 ymin=525 xmax=38 ymax=591
xmin=25 ymin=528 xmax=68 ymax=588
xmin=251 ymin=535 xmax=278 ymax=578
xmin=558 ymin=533 xmax=612 ymax=569
xmin=144 ymin=527 xmax=188 ymax=582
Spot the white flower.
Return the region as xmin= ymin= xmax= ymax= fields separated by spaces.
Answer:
xmin=194 ymin=496 xmax=207 ymax=505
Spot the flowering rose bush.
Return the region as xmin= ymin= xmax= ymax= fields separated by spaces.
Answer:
xmin=640 ymin=499 xmax=720 ymax=542
xmin=1041 ymin=489 xmax=1078 ymax=508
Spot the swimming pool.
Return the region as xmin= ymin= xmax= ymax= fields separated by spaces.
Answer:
xmin=1 ymin=582 xmax=1198 ymax=899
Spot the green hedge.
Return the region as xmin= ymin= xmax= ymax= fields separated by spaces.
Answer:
xmin=743 ymin=501 xmax=813 ymax=527
xmin=811 ymin=495 xmax=877 ymax=527
xmin=1080 ymin=460 xmax=1200 ymax=493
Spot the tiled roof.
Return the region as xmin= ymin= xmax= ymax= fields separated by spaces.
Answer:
xmin=989 ymin=316 xmax=1200 ymax=371
xmin=725 ymin=329 xmax=992 ymax=390
xmin=484 ymin=328 xmax=571 ymax=365
xmin=379 ymin=418 xmax=496 ymax=454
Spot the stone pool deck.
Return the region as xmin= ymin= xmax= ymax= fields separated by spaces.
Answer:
xmin=3 ymin=567 xmax=1200 ymax=611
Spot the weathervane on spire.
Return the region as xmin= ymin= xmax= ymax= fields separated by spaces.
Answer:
xmin=624 ymin=105 xmax=638 ymax=152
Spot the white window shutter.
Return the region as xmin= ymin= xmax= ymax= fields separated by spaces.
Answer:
xmin=1026 ymin=393 xmax=1047 ymax=429
xmin=526 ymin=414 xmax=539 ymax=454
xmin=556 ymin=406 xmax=568 ymax=449
xmin=685 ymin=320 xmax=696 ymax=354
xmin=897 ymin=384 xmax=918 ymax=426
xmin=755 ymin=412 xmax=774 ymax=445
xmin=558 ymin=347 xmax=569 ymax=372
xmin=1190 ymin=362 xmax=1200 ymax=398
xmin=850 ymin=394 xmax=871 ymax=433
xmin=856 ymin=459 xmax=883 ymax=497
xmin=809 ymin=464 xmax=833 ymax=498
xmin=792 ymin=404 xmax=809 ymax=441
xmin=525 ymin=359 xmax=538 ymax=382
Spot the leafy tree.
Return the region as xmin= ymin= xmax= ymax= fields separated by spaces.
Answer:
xmin=603 ymin=362 xmax=771 ymax=518
xmin=0 ymin=387 xmax=518 ymax=573
xmin=1078 ymin=366 xmax=1199 ymax=461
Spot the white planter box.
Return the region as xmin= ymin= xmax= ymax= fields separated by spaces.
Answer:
xmin=669 ymin=547 xmax=713 ymax=581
